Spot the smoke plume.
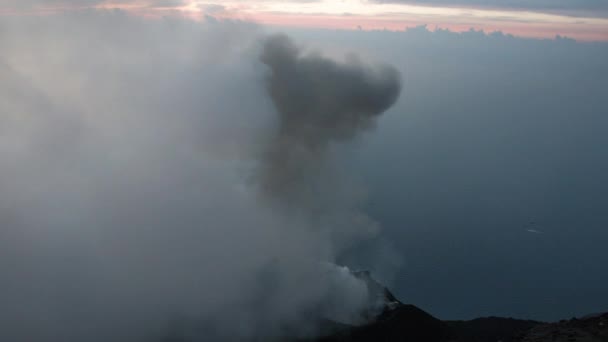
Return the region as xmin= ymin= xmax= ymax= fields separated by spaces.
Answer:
xmin=0 ymin=12 xmax=401 ymax=342
xmin=258 ymin=34 xmax=401 ymax=207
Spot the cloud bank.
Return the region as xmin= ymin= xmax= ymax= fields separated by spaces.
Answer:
xmin=3 ymin=0 xmax=608 ymax=41
xmin=376 ymin=0 xmax=608 ymax=14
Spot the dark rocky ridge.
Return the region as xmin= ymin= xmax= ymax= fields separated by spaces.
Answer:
xmin=522 ymin=313 xmax=608 ymax=342
xmin=160 ymin=271 xmax=607 ymax=342
xmin=313 ymin=272 xmax=607 ymax=342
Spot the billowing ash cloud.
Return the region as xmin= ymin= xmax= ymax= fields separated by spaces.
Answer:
xmin=0 ymin=11 xmax=400 ymax=342
xmin=258 ymin=34 xmax=401 ymax=206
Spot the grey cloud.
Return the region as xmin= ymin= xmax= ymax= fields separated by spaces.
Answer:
xmin=146 ymin=0 xmax=187 ymax=8
xmin=199 ymin=3 xmax=226 ymax=14
xmin=258 ymin=34 xmax=401 ymax=208
xmin=0 ymin=11 xmax=395 ymax=342
xmin=0 ymin=0 xmax=104 ymax=10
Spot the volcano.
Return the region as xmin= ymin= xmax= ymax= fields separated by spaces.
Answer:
xmin=160 ymin=270 xmax=606 ymax=342
xmin=311 ymin=272 xmax=607 ymax=342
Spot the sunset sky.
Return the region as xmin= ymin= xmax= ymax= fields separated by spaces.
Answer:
xmin=2 ymin=0 xmax=608 ymax=41
xmin=3 ymin=0 xmax=608 ymax=337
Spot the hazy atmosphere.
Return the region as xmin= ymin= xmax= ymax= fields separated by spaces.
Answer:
xmin=1 ymin=1 xmax=607 ymax=341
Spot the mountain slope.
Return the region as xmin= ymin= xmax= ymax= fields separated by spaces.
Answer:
xmin=315 ymin=271 xmax=542 ymax=342
xmin=316 ymin=272 xmax=608 ymax=342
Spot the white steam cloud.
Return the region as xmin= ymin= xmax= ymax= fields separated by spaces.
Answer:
xmin=0 ymin=10 xmax=400 ymax=342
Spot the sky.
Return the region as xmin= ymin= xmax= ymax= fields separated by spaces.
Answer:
xmin=1 ymin=0 xmax=608 ymax=40
xmin=313 ymin=27 xmax=608 ymax=320
xmin=1 ymin=2 xmax=608 ymax=342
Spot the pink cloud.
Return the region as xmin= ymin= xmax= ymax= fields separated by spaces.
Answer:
xmin=2 ymin=0 xmax=607 ymax=41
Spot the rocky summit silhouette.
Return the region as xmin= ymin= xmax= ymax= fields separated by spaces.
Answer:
xmin=313 ymin=272 xmax=607 ymax=342
xmin=160 ymin=270 xmax=606 ymax=342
